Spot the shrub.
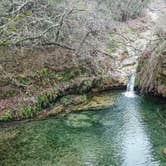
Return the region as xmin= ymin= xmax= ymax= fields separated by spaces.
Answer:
xmin=38 ymin=93 xmax=50 ymax=109
xmin=79 ymin=80 xmax=93 ymax=94
xmin=60 ymin=95 xmax=88 ymax=106
xmin=22 ymin=106 xmax=36 ymax=119
xmin=106 ymin=0 xmax=150 ymax=21
xmin=0 ymin=111 xmax=13 ymax=122
xmin=60 ymin=97 xmax=73 ymax=106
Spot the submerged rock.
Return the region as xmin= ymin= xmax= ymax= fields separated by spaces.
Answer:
xmin=47 ymin=92 xmax=119 ymax=120
xmin=66 ymin=114 xmax=93 ymax=128
xmin=163 ymin=148 xmax=166 ymax=156
xmin=72 ymin=93 xmax=117 ymax=111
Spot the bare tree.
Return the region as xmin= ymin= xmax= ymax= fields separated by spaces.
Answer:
xmin=0 ymin=0 xmax=149 ymax=58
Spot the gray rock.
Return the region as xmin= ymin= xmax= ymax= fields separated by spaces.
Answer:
xmin=163 ymin=148 xmax=166 ymax=156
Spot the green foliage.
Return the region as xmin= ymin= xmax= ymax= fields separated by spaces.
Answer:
xmin=57 ymin=67 xmax=87 ymax=82
xmin=0 ymin=89 xmax=17 ymax=99
xmin=38 ymin=94 xmax=50 ymax=109
xmin=36 ymin=67 xmax=87 ymax=85
xmin=36 ymin=68 xmax=80 ymax=86
xmin=21 ymin=88 xmax=59 ymax=119
xmin=0 ymin=111 xmax=13 ymax=122
xmin=79 ymin=80 xmax=93 ymax=93
xmin=39 ymin=68 xmax=50 ymax=78
xmin=60 ymin=97 xmax=73 ymax=106
xmin=0 ymin=41 xmax=11 ymax=46
xmin=93 ymin=78 xmax=104 ymax=89
xmin=22 ymin=106 xmax=36 ymax=119
xmin=60 ymin=95 xmax=88 ymax=106
xmin=17 ymin=76 xmax=33 ymax=86
xmin=37 ymin=88 xmax=59 ymax=109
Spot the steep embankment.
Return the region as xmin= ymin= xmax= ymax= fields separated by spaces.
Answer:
xmin=0 ymin=46 xmax=125 ymax=122
xmin=137 ymin=0 xmax=166 ymax=97
xmin=137 ymin=41 xmax=166 ymax=97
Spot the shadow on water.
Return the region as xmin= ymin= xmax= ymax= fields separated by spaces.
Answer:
xmin=0 ymin=91 xmax=166 ymax=166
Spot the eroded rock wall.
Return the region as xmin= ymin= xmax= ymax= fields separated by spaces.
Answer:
xmin=137 ymin=44 xmax=166 ymax=97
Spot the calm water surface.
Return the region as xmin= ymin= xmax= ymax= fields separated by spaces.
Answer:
xmin=0 ymin=91 xmax=166 ymax=166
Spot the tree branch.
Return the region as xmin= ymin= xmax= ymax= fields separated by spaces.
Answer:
xmin=42 ymin=42 xmax=75 ymax=51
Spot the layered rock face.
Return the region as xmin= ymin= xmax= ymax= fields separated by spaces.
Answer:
xmin=137 ymin=45 xmax=166 ymax=97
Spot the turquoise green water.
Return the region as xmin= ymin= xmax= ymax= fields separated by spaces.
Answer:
xmin=0 ymin=91 xmax=166 ymax=166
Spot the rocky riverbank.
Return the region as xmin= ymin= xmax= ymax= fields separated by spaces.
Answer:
xmin=0 ymin=48 xmax=125 ymax=122
xmin=0 ymin=73 xmax=124 ymax=122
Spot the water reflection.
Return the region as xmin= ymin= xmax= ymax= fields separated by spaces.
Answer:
xmin=118 ymin=96 xmax=160 ymax=166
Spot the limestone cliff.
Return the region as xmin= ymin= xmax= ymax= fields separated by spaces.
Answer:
xmin=137 ymin=41 xmax=166 ymax=97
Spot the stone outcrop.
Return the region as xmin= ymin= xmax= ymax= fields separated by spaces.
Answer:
xmin=137 ymin=44 xmax=166 ymax=97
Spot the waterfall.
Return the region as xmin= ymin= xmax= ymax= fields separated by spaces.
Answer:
xmin=125 ymin=73 xmax=136 ymax=98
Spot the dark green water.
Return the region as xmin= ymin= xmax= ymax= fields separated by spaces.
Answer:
xmin=0 ymin=91 xmax=166 ymax=166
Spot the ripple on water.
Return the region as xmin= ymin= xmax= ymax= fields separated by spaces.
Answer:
xmin=0 ymin=91 xmax=166 ymax=166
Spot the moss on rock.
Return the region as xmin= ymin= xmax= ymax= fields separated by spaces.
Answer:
xmin=0 ymin=66 xmax=124 ymax=122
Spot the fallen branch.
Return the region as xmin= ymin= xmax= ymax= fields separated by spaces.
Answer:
xmin=42 ymin=42 xmax=75 ymax=51
xmin=96 ymin=49 xmax=115 ymax=59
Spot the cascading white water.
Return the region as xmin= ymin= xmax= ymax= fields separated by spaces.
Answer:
xmin=125 ymin=73 xmax=136 ymax=98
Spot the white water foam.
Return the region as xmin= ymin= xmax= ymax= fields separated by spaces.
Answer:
xmin=124 ymin=74 xmax=136 ymax=98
